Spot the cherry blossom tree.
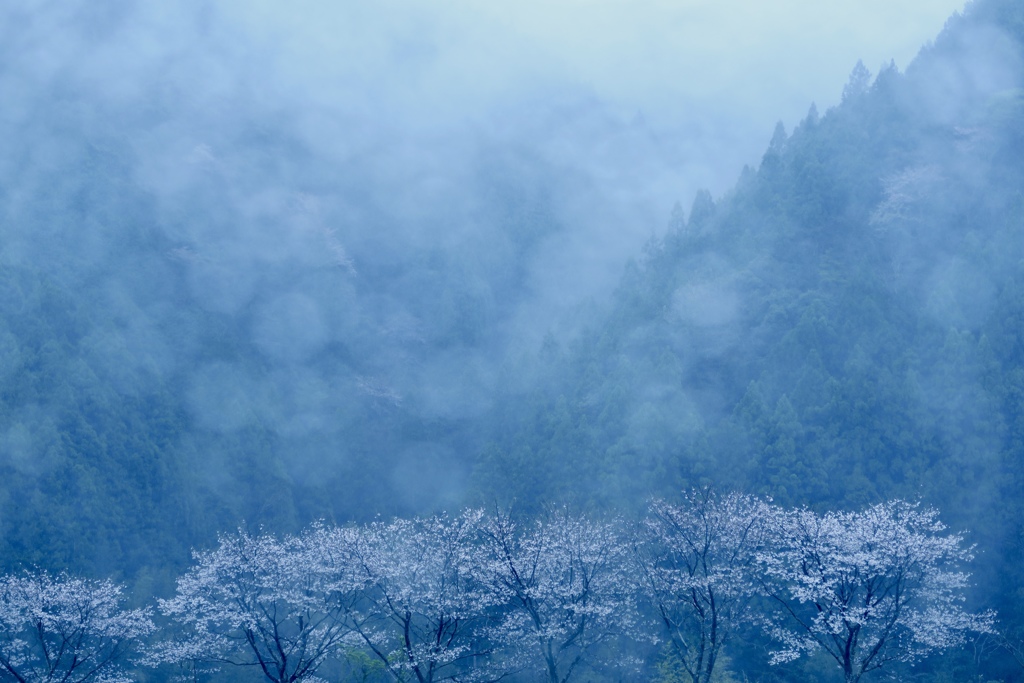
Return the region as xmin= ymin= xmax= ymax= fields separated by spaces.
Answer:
xmin=635 ymin=489 xmax=772 ymax=683
xmin=0 ymin=572 xmax=154 ymax=683
xmin=757 ymin=500 xmax=994 ymax=683
xmin=155 ymin=527 xmax=357 ymax=683
xmin=480 ymin=508 xmax=636 ymax=683
xmin=345 ymin=510 xmax=501 ymax=683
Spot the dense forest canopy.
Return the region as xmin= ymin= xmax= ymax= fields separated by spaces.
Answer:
xmin=1 ymin=0 xmax=1024 ymax=680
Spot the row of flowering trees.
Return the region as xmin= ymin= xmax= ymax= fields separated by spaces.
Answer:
xmin=0 ymin=493 xmax=994 ymax=683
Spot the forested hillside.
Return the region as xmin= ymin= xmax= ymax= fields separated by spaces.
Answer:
xmin=1 ymin=0 xmax=1024 ymax=680
xmin=0 ymin=0 xmax=635 ymax=583
xmin=473 ymin=0 xmax=1024 ymax=674
xmin=477 ymin=0 xmax=1024 ymax=518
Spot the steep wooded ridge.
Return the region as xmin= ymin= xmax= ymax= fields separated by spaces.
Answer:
xmin=0 ymin=0 xmax=1023 ymax=676
xmin=478 ymin=0 xmax=1024 ymax=510
xmin=475 ymin=0 xmax=1024 ymax=660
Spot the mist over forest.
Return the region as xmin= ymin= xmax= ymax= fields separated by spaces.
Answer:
xmin=2 ymin=0 xmax=1024 ymax=681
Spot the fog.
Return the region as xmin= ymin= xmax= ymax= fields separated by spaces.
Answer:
xmin=5 ymin=0 xmax=965 ymax=296
xmin=217 ymin=0 xmax=968 ymax=254
xmin=7 ymin=4 xmax=1024 ymax=681
xmin=0 ymin=0 xmax=988 ymax=537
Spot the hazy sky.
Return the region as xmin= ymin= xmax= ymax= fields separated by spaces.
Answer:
xmin=2 ymin=0 xmax=974 ymax=348
xmin=471 ymin=0 xmax=968 ymax=118
xmin=227 ymin=0 xmax=968 ymax=194
xmin=80 ymin=0 xmax=965 ymax=348
xmin=1 ymin=0 xmax=973 ymax=281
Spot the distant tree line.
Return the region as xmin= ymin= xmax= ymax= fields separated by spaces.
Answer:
xmin=0 ymin=491 xmax=993 ymax=683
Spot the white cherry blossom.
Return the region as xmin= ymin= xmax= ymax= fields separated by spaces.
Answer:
xmin=155 ymin=527 xmax=357 ymax=683
xmin=756 ymin=500 xmax=994 ymax=683
xmin=635 ymin=489 xmax=772 ymax=683
xmin=480 ymin=508 xmax=636 ymax=683
xmin=0 ymin=572 xmax=153 ymax=683
xmin=342 ymin=510 xmax=502 ymax=683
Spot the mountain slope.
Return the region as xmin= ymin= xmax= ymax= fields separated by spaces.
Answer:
xmin=472 ymin=0 xmax=1024 ymax=653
